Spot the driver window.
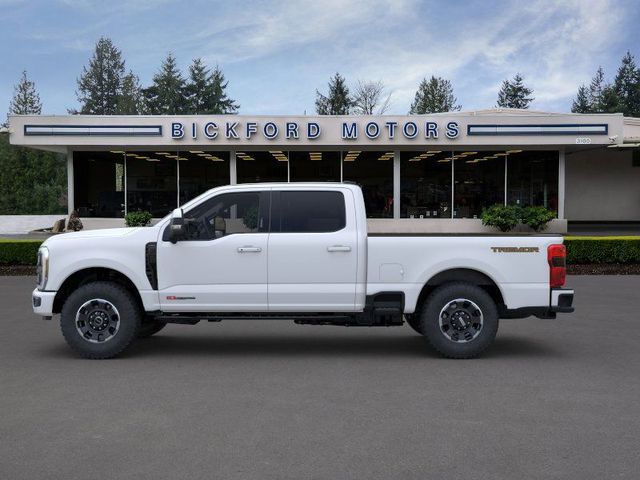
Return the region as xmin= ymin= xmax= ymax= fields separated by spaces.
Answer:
xmin=183 ymin=192 xmax=263 ymax=241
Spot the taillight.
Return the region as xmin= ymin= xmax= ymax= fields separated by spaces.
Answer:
xmin=547 ymin=244 xmax=566 ymax=288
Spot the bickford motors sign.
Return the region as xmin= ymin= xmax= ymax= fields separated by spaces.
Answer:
xmin=170 ymin=119 xmax=461 ymax=141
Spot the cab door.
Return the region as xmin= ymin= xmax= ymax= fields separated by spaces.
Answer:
xmin=267 ymin=188 xmax=358 ymax=312
xmin=156 ymin=190 xmax=270 ymax=312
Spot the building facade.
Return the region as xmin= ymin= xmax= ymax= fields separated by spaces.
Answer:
xmin=9 ymin=109 xmax=640 ymax=231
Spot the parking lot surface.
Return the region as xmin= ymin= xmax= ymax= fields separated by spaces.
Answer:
xmin=1 ymin=275 xmax=639 ymax=479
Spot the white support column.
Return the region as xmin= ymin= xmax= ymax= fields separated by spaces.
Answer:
xmin=229 ymin=150 xmax=237 ymax=185
xmin=176 ymin=158 xmax=180 ymax=208
xmin=504 ymin=154 xmax=508 ymax=205
xmin=558 ymin=148 xmax=566 ymax=219
xmin=393 ymin=150 xmax=401 ymax=219
xmin=123 ymin=153 xmax=128 ymax=216
xmin=66 ymin=149 xmax=74 ymax=215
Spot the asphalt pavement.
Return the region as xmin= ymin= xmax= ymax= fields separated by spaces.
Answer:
xmin=1 ymin=275 xmax=639 ymax=480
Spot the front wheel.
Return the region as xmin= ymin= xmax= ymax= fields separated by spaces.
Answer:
xmin=420 ymin=282 xmax=498 ymax=359
xmin=60 ymin=281 xmax=141 ymax=359
xmin=138 ymin=318 xmax=167 ymax=338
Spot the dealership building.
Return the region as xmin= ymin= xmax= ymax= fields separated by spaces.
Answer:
xmin=8 ymin=109 xmax=640 ymax=232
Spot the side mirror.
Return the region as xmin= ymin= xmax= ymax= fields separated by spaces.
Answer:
xmin=169 ymin=208 xmax=184 ymax=244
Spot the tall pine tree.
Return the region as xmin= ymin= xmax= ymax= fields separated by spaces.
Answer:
xmin=571 ymin=85 xmax=591 ymax=113
xmin=315 ymin=73 xmax=352 ymax=115
xmin=8 ymin=70 xmax=42 ymax=116
xmin=144 ymin=53 xmax=187 ymax=115
xmin=185 ymin=59 xmax=239 ymax=114
xmin=409 ymin=76 xmax=460 ymax=114
xmin=116 ymin=71 xmax=144 ymax=115
xmin=613 ymin=51 xmax=640 ymax=117
xmin=496 ymin=73 xmax=534 ymax=109
xmin=75 ymin=37 xmax=125 ymax=114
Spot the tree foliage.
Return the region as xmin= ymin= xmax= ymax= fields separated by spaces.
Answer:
xmin=75 ymin=37 xmax=126 ymax=114
xmin=315 ymin=73 xmax=352 ymax=115
xmin=409 ymin=76 xmax=461 ymax=114
xmin=496 ymin=73 xmax=534 ymax=109
xmin=0 ymin=133 xmax=66 ymax=215
xmin=143 ymin=53 xmax=187 ymax=115
xmin=352 ymin=80 xmax=391 ymax=115
xmin=613 ymin=51 xmax=640 ymax=117
xmin=8 ymin=70 xmax=42 ymax=117
xmin=185 ymin=59 xmax=239 ymax=114
xmin=116 ymin=71 xmax=144 ymax=115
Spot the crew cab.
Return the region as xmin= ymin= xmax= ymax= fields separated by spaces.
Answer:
xmin=32 ymin=183 xmax=574 ymax=359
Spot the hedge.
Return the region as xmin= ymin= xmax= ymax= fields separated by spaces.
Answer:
xmin=564 ymin=236 xmax=640 ymax=264
xmin=0 ymin=240 xmax=43 ymax=265
xmin=1 ymin=236 xmax=639 ymax=267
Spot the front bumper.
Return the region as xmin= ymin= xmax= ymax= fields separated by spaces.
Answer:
xmin=32 ymin=288 xmax=56 ymax=317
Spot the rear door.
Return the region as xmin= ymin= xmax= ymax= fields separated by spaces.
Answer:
xmin=267 ymin=188 xmax=358 ymax=311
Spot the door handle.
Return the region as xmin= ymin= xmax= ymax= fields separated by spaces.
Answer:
xmin=327 ymin=245 xmax=351 ymax=252
xmin=238 ymin=246 xmax=262 ymax=253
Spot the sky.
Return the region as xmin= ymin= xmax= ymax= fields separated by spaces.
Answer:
xmin=1 ymin=0 xmax=639 ymax=118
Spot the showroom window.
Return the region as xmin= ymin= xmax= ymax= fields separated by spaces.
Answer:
xmin=453 ymin=151 xmax=505 ymax=218
xmin=177 ymin=150 xmax=230 ymax=204
xmin=125 ymin=151 xmax=178 ymax=218
xmin=73 ymin=151 xmax=125 ymax=218
xmin=237 ymin=151 xmax=288 ymax=183
xmin=507 ymin=150 xmax=559 ymax=213
xmin=342 ymin=150 xmax=394 ymax=218
xmin=289 ymin=151 xmax=341 ymax=182
xmin=401 ymin=150 xmax=452 ymax=218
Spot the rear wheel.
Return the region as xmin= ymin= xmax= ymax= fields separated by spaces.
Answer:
xmin=60 ymin=281 xmax=141 ymax=359
xmin=420 ymin=282 xmax=498 ymax=359
xmin=405 ymin=314 xmax=423 ymax=335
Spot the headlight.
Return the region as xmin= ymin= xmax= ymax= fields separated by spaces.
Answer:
xmin=36 ymin=247 xmax=49 ymax=290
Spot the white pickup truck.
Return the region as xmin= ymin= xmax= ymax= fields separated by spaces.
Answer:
xmin=32 ymin=183 xmax=574 ymax=359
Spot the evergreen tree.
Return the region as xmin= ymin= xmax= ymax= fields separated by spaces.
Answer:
xmin=116 ymin=71 xmax=144 ymax=115
xmin=143 ymin=53 xmax=187 ymax=115
xmin=613 ymin=51 xmax=640 ymax=117
xmin=588 ymin=66 xmax=607 ymax=111
xmin=409 ymin=76 xmax=460 ymax=114
xmin=571 ymin=85 xmax=591 ymax=113
xmin=8 ymin=70 xmax=42 ymax=117
xmin=496 ymin=73 xmax=534 ymax=109
xmin=185 ymin=59 xmax=239 ymax=114
xmin=208 ymin=65 xmax=239 ymax=114
xmin=75 ymin=37 xmax=125 ymax=114
xmin=315 ymin=73 xmax=352 ymax=115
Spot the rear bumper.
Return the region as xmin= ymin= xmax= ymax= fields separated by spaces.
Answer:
xmin=32 ymin=288 xmax=56 ymax=317
xmin=550 ymin=288 xmax=574 ymax=313
xmin=501 ymin=287 xmax=574 ymax=319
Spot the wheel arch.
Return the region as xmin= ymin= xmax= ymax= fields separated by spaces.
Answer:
xmin=415 ymin=268 xmax=505 ymax=314
xmin=53 ymin=267 xmax=143 ymax=314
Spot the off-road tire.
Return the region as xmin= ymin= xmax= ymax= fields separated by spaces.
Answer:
xmin=405 ymin=314 xmax=424 ymax=335
xmin=420 ymin=282 xmax=499 ymax=359
xmin=60 ymin=281 xmax=141 ymax=359
xmin=138 ymin=319 xmax=167 ymax=338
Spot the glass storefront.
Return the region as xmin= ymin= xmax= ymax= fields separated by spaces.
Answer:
xmin=237 ymin=150 xmax=288 ymax=184
xmin=343 ymin=150 xmax=394 ymax=218
xmin=507 ymin=150 xmax=558 ymax=213
xmin=74 ymin=151 xmax=124 ymax=218
xmin=289 ymin=151 xmax=341 ymax=182
xmin=401 ymin=150 xmax=452 ymax=218
xmin=73 ymin=149 xmax=560 ymax=219
xmin=453 ymin=151 xmax=505 ymax=219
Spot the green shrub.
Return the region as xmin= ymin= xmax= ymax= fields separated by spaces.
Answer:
xmin=481 ymin=204 xmax=521 ymax=232
xmin=564 ymin=236 xmax=640 ymax=264
xmin=125 ymin=210 xmax=153 ymax=227
xmin=521 ymin=206 xmax=556 ymax=232
xmin=0 ymin=240 xmax=43 ymax=265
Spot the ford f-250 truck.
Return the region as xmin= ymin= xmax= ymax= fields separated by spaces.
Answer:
xmin=32 ymin=183 xmax=574 ymax=359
